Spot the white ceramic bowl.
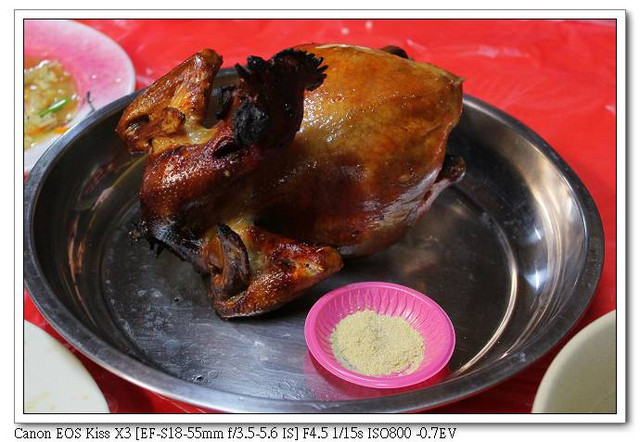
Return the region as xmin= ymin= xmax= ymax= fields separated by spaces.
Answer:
xmin=532 ymin=310 xmax=616 ymax=413
xmin=24 ymin=321 xmax=109 ymax=413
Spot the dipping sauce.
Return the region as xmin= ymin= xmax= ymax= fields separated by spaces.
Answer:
xmin=330 ymin=310 xmax=425 ymax=376
xmin=24 ymin=56 xmax=79 ymax=150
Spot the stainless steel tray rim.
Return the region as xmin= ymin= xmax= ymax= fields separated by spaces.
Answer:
xmin=24 ymin=90 xmax=605 ymax=413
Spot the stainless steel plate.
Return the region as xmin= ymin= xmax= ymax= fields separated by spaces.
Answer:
xmin=24 ymin=70 xmax=604 ymax=412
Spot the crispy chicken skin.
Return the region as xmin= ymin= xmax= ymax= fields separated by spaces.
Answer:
xmin=116 ymin=44 xmax=464 ymax=318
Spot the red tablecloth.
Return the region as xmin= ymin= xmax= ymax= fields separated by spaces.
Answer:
xmin=25 ymin=19 xmax=616 ymax=413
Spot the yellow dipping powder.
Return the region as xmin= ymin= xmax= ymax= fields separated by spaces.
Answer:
xmin=330 ymin=310 xmax=425 ymax=376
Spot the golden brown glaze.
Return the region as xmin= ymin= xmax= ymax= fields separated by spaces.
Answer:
xmin=259 ymin=44 xmax=464 ymax=256
xmin=116 ymin=44 xmax=464 ymax=318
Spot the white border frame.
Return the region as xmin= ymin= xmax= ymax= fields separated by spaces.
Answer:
xmin=15 ymin=9 xmax=625 ymax=424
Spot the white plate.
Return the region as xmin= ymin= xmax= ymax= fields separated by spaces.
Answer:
xmin=24 ymin=20 xmax=135 ymax=172
xmin=24 ymin=321 xmax=109 ymax=413
xmin=532 ymin=310 xmax=616 ymax=413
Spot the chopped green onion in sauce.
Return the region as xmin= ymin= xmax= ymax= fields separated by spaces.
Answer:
xmin=38 ymin=97 xmax=70 ymax=117
xmin=24 ymin=58 xmax=78 ymax=150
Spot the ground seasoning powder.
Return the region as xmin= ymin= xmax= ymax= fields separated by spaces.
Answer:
xmin=330 ymin=310 xmax=425 ymax=376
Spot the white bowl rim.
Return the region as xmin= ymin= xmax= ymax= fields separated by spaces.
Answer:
xmin=532 ymin=310 xmax=616 ymax=413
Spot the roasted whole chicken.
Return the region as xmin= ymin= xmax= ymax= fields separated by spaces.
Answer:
xmin=116 ymin=44 xmax=465 ymax=318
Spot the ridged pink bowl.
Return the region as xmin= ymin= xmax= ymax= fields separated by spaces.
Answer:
xmin=305 ymin=282 xmax=456 ymax=388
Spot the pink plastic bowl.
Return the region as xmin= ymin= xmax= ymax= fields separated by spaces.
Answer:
xmin=305 ymin=282 xmax=456 ymax=389
xmin=24 ymin=20 xmax=135 ymax=171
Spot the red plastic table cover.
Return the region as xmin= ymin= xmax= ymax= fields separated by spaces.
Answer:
xmin=24 ymin=19 xmax=617 ymax=414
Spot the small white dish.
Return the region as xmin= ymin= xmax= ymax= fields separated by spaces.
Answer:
xmin=532 ymin=310 xmax=616 ymax=413
xmin=24 ymin=321 xmax=109 ymax=413
xmin=24 ymin=20 xmax=135 ymax=172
